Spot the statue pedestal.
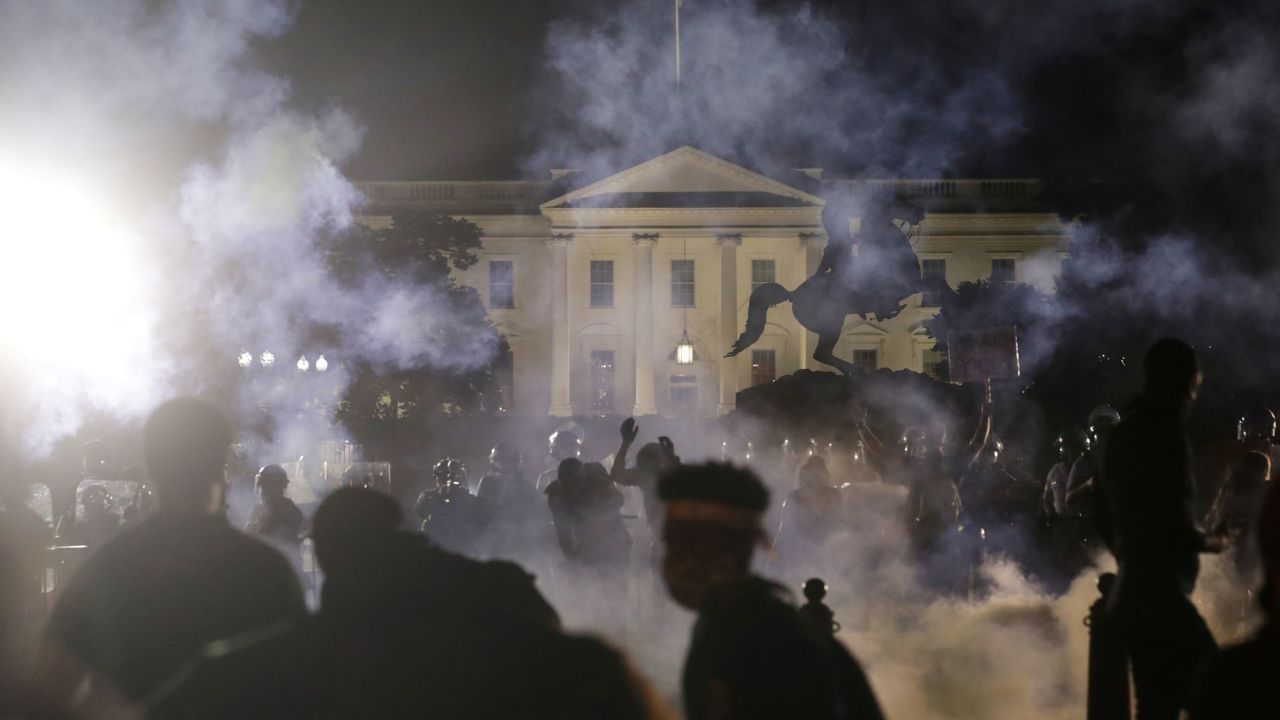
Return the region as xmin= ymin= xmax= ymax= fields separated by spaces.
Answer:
xmin=730 ymin=369 xmax=967 ymax=445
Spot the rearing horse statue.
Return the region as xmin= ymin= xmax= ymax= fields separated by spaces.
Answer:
xmin=727 ymin=196 xmax=927 ymax=376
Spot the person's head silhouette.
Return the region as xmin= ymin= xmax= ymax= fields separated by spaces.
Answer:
xmin=658 ymin=463 xmax=769 ymax=610
xmin=1142 ymin=337 xmax=1201 ymax=404
xmin=143 ymin=397 xmax=232 ymax=514
xmin=311 ymin=486 xmax=402 ymax=579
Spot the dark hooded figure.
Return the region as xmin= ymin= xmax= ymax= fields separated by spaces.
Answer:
xmin=1102 ymin=339 xmax=1228 ymax=720
xmin=658 ymin=462 xmax=883 ymax=720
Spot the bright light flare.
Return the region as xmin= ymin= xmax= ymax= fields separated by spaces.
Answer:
xmin=0 ymin=159 xmax=162 ymax=451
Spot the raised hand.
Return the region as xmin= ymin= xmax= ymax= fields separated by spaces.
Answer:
xmin=620 ymin=417 xmax=639 ymax=443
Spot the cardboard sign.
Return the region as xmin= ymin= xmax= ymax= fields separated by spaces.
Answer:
xmin=947 ymin=326 xmax=1020 ymax=383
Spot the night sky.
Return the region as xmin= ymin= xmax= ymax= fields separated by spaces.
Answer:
xmin=261 ymin=0 xmax=575 ymax=180
xmin=265 ymin=0 xmax=1280 ymax=247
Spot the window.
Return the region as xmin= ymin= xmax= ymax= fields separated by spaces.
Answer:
xmin=852 ymin=349 xmax=878 ymax=374
xmin=489 ymin=261 xmax=514 ymax=308
xmin=671 ymin=259 xmax=695 ymax=307
xmin=751 ymin=349 xmax=777 ymax=386
xmin=590 ymin=350 xmax=615 ymax=411
xmin=751 ymin=259 xmax=776 ymax=292
xmin=589 ymin=260 xmax=614 ymax=307
xmin=991 ymin=258 xmax=1016 ymax=283
xmin=669 ymin=375 xmax=699 ymax=412
xmin=923 ymin=348 xmax=946 ymax=380
xmin=920 ymin=259 xmax=947 ymax=307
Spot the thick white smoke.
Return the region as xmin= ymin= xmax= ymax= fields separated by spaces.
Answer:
xmin=525 ymin=0 xmax=1183 ymax=179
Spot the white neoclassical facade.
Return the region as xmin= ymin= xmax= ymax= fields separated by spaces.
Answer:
xmin=358 ymin=147 xmax=1069 ymax=418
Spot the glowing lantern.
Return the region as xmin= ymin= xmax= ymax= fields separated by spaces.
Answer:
xmin=297 ymin=356 xmax=310 ymax=372
xmin=674 ymin=330 xmax=695 ymax=365
xmin=315 ymin=355 xmax=329 ymax=372
xmin=237 ymin=351 xmax=252 ymax=368
xmin=260 ymin=351 xmax=275 ymax=368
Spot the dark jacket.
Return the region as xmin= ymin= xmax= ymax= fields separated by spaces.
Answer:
xmin=1102 ymin=394 xmax=1206 ymax=596
xmin=683 ymin=576 xmax=884 ymax=720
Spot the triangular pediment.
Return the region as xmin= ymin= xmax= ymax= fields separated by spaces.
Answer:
xmin=843 ymin=320 xmax=890 ymax=336
xmin=541 ymin=146 xmax=824 ymax=210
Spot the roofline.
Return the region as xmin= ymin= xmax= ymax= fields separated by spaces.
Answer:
xmin=538 ymin=146 xmax=826 ymax=211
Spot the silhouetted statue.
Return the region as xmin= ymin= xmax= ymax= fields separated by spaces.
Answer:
xmin=727 ymin=195 xmax=925 ymax=375
xmin=1101 ymin=339 xmax=1226 ymax=720
xmin=657 ymin=462 xmax=884 ymax=720
xmin=42 ymin=397 xmax=306 ymax=707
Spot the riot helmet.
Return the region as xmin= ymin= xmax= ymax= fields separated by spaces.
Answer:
xmin=548 ymin=429 xmax=582 ymax=461
xmin=490 ymin=442 xmax=523 ymax=473
xmin=1087 ymin=405 xmax=1121 ymax=441
xmin=798 ymin=456 xmax=831 ymax=489
xmin=433 ymin=458 xmax=468 ymax=489
xmin=80 ymin=484 xmax=115 ymax=518
xmin=1054 ymin=427 xmax=1091 ymax=463
xmin=901 ymin=427 xmax=930 ymax=460
xmin=82 ymin=439 xmax=112 ymax=479
xmin=255 ymin=465 xmax=289 ymax=495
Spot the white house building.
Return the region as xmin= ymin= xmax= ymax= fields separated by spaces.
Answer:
xmin=357 ymin=146 xmax=1069 ymax=418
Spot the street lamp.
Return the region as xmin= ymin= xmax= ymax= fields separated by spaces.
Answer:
xmin=237 ymin=351 xmax=252 ymax=368
xmin=260 ymin=351 xmax=275 ymax=368
xmin=296 ymin=355 xmax=310 ymax=372
xmin=315 ymin=355 xmax=329 ymax=373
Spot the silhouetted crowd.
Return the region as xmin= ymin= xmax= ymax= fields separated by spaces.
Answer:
xmin=3 ymin=337 xmax=1280 ymax=718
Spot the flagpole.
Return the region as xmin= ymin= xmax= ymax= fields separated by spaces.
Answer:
xmin=675 ymin=0 xmax=681 ymax=89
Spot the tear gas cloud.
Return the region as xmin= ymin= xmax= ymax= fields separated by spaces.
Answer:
xmin=525 ymin=0 xmax=1177 ymax=179
xmin=0 ymin=0 xmax=501 ymax=456
xmin=0 ymin=1 xmax=1275 ymax=717
xmin=529 ymin=0 xmax=1280 ymax=397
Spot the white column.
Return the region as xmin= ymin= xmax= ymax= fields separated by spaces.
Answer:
xmin=799 ymin=232 xmax=826 ymax=370
xmin=547 ymin=233 xmax=574 ymax=416
xmin=717 ymin=233 xmax=742 ymax=414
xmin=632 ymin=233 xmax=659 ymax=416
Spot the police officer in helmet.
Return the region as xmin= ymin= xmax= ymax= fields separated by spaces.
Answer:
xmin=415 ymin=458 xmax=487 ymax=555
